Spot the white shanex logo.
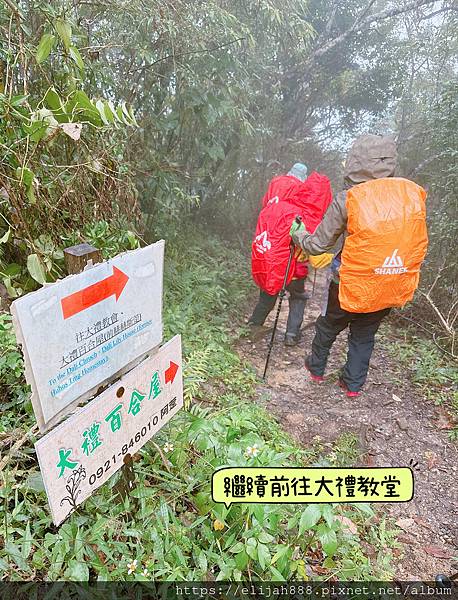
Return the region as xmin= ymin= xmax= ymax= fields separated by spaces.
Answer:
xmin=375 ymin=249 xmax=408 ymax=275
xmin=267 ymin=196 xmax=279 ymax=205
xmin=255 ymin=231 xmax=271 ymax=254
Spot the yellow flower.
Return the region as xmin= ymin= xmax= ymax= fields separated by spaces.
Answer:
xmin=213 ymin=519 xmax=225 ymax=531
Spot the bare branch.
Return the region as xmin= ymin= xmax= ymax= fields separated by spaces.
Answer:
xmin=306 ymin=0 xmax=445 ymax=66
xmin=129 ymin=37 xmax=246 ymax=75
xmin=2 ymin=0 xmax=20 ymax=16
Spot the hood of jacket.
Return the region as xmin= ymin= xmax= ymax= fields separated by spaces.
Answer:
xmin=344 ymin=134 xmax=397 ymax=188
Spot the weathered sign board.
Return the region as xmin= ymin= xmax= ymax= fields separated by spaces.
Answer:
xmin=35 ymin=334 xmax=183 ymax=526
xmin=11 ymin=241 xmax=164 ymax=432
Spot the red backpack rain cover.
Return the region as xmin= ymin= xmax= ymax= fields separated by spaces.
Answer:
xmin=251 ymin=172 xmax=332 ymax=295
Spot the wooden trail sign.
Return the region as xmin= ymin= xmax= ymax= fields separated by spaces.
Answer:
xmin=35 ymin=334 xmax=183 ymax=526
xmin=11 ymin=242 xmax=164 ymax=432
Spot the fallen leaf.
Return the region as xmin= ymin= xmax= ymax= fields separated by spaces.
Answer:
xmin=423 ymin=545 xmax=453 ymax=559
xmin=413 ymin=516 xmax=432 ymax=530
xmin=397 ymin=533 xmax=416 ymax=544
xmin=361 ymin=541 xmax=377 ymax=558
xmin=392 ymin=394 xmax=402 ymax=402
xmin=335 ymin=515 xmax=358 ymax=535
xmin=213 ymin=519 xmax=225 ymax=531
xmin=424 ymin=451 xmax=440 ymax=470
xmin=60 ymin=122 xmax=82 ymax=140
xmin=395 ymin=517 xmax=415 ymax=532
xmin=433 ymin=407 xmax=456 ymax=430
xmin=311 ymin=565 xmax=328 ymax=575
xmin=363 ymin=452 xmax=376 ymax=466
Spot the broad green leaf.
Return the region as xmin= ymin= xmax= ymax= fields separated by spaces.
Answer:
xmin=228 ymin=542 xmax=244 ymax=554
xmin=197 ymin=551 xmax=207 ymax=572
xmin=26 ymin=185 xmax=37 ymax=204
xmin=258 ymin=530 xmax=274 ymax=544
xmin=3 ymin=277 xmax=20 ymax=298
xmin=95 ymin=99 xmax=110 ymax=125
xmin=107 ymin=100 xmax=122 ymax=123
xmin=69 ymin=46 xmax=84 ymax=70
xmin=271 ymin=545 xmax=289 ymax=565
xmin=121 ymin=101 xmax=135 ymax=125
xmin=116 ymin=105 xmax=131 ymax=126
xmin=319 ymin=529 xmax=338 ymax=557
xmin=10 ymin=95 xmax=28 ymax=107
xmin=102 ymin=101 xmax=115 ymax=123
xmin=55 ymin=18 xmax=71 ymax=50
xmin=35 ymin=33 xmax=56 ymax=64
xmin=16 ymin=166 xmax=34 ymax=187
xmin=25 ymin=471 xmax=45 ymax=493
xmin=234 ymin=550 xmax=248 ymax=571
xmin=269 ymin=565 xmax=286 ymax=581
xmin=323 ymin=556 xmax=336 ymax=569
xmin=352 ymin=502 xmax=374 ymax=516
xmin=128 ymin=105 xmax=138 ymax=126
xmin=66 ymin=91 xmax=101 ymax=126
xmin=130 ymin=487 xmax=155 ymax=499
xmin=65 ymin=560 xmax=89 ymax=581
xmin=299 ymin=504 xmax=321 ymax=534
xmin=4 ymin=543 xmax=30 ymax=572
xmin=320 ymin=504 xmax=336 ymax=528
xmin=22 ymin=522 xmax=33 ymax=559
xmin=2 ymin=263 xmax=21 ymax=276
xmin=44 ymin=87 xmax=62 ymax=112
xmin=245 ymin=537 xmax=257 ymax=560
xmin=257 ymin=543 xmax=270 ymax=570
xmin=24 ymin=120 xmax=48 ymax=143
xmin=27 ymin=253 xmax=47 ymax=284
xmin=16 ymin=166 xmax=37 ymax=203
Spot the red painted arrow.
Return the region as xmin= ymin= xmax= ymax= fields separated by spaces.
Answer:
xmin=61 ymin=266 xmax=129 ymax=320
xmin=165 ymin=361 xmax=179 ymax=384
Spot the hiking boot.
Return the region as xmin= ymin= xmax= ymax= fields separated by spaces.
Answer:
xmin=338 ymin=378 xmax=360 ymax=398
xmin=246 ymin=321 xmax=272 ymax=341
xmin=284 ymin=332 xmax=302 ymax=347
xmin=304 ymin=356 xmax=324 ymax=383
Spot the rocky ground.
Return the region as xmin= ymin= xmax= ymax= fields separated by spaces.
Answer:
xmin=237 ymin=270 xmax=458 ymax=580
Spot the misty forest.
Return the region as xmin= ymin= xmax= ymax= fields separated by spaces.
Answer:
xmin=0 ymin=0 xmax=457 ymax=584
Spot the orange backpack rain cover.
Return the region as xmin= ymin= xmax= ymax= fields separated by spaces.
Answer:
xmin=339 ymin=177 xmax=428 ymax=313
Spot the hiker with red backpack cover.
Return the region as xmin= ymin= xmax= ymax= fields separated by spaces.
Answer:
xmin=290 ymin=134 xmax=428 ymax=397
xmin=249 ymin=163 xmax=333 ymax=346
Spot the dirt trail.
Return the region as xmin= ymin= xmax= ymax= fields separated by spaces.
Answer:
xmin=238 ymin=271 xmax=458 ymax=580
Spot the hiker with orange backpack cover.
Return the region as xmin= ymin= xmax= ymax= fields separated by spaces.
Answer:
xmin=290 ymin=134 xmax=428 ymax=397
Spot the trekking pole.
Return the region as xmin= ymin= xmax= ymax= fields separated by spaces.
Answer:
xmin=262 ymin=216 xmax=302 ymax=381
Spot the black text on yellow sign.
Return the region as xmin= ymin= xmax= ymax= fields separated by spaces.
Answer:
xmin=212 ymin=467 xmax=414 ymax=508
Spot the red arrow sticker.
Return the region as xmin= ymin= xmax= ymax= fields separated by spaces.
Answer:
xmin=165 ymin=361 xmax=179 ymax=384
xmin=61 ymin=266 xmax=129 ymax=320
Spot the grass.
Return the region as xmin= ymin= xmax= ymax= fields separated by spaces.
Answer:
xmin=384 ymin=321 xmax=458 ymax=440
xmin=0 ymin=226 xmax=400 ymax=581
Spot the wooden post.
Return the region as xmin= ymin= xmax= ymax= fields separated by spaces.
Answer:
xmin=63 ymin=243 xmax=102 ymax=275
xmin=62 ymin=242 xmax=137 ymax=508
xmin=114 ymin=454 xmax=137 ymax=503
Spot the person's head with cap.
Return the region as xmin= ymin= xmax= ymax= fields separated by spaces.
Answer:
xmin=288 ymin=162 xmax=308 ymax=182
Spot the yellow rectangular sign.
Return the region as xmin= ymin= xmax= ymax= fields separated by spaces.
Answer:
xmin=212 ymin=467 xmax=414 ymax=507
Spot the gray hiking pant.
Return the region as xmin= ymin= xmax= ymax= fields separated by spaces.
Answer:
xmin=249 ymin=278 xmax=308 ymax=338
